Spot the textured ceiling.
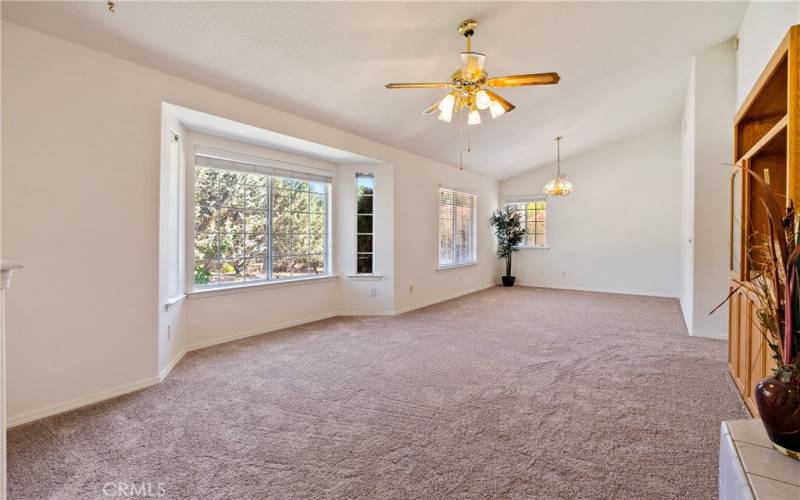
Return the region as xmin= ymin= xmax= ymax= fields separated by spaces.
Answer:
xmin=1 ymin=1 xmax=748 ymax=179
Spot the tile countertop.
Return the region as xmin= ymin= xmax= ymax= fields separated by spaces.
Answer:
xmin=720 ymin=419 xmax=800 ymax=500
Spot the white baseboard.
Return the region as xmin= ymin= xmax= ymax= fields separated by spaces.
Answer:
xmin=393 ymin=283 xmax=496 ymax=315
xmin=8 ymin=376 xmax=160 ymax=428
xmin=7 ymin=284 xmax=496 ymax=427
xmin=159 ymin=348 xmax=187 ymax=381
xmin=514 ymin=282 xmax=678 ymax=299
xmin=690 ymin=330 xmax=728 ymax=341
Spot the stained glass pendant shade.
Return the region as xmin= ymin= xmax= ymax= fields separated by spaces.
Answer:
xmin=543 ymin=136 xmax=573 ymax=197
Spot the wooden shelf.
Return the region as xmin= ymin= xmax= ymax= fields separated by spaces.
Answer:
xmin=728 ymin=25 xmax=798 ymax=417
xmin=739 ymin=115 xmax=787 ymax=163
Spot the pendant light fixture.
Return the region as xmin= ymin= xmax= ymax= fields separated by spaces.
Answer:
xmin=543 ymin=136 xmax=573 ymax=197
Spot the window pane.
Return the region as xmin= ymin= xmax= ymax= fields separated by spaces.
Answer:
xmin=291 ymin=233 xmax=310 ymax=255
xmin=291 ymin=190 xmax=309 ymax=212
xmin=310 ymin=232 xmax=325 ymax=255
xmin=292 ymin=212 xmax=310 ymax=233
xmin=357 ymin=215 xmax=372 ymax=234
xmin=357 ymin=195 xmax=373 ymax=214
xmin=357 ymin=234 xmax=373 ymax=253
xmin=291 ymin=255 xmax=311 ymax=276
xmin=220 ymin=182 xmax=245 ymax=208
xmin=272 ymin=256 xmax=292 ymax=279
xmin=219 ymin=208 xmax=244 ymax=233
xmin=195 ymin=168 xmax=220 ymax=206
xmin=272 ymin=232 xmax=290 ymax=256
xmin=309 ymin=254 xmax=325 ymax=274
xmin=245 ymin=186 xmax=267 ymax=209
xmin=217 ymin=233 xmax=245 ymax=258
xmin=194 ymin=162 xmax=331 ymax=288
xmin=309 ymin=193 xmax=326 ymax=213
xmin=195 ymin=205 xmax=217 ymax=233
xmin=194 ymin=228 xmax=218 ymax=259
xmin=219 ymin=259 xmax=245 ymax=284
xmin=245 ymin=234 xmax=266 ymax=259
xmin=309 ymin=212 xmax=325 ymax=233
xmin=357 ymin=254 xmax=373 ymax=274
xmin=272 ymin=188 xmax=293 ymax=212
xmin=244 ymin=260 xmax=266 ymax=281
xmin=536 ymin=233 xmax=546 ymax=247
xmin=245 ymin=210 xmax=266 ymax=234
xmin=193 ymin=259 xmax=219 ymax=286
xmin=357 ymin=175 xmax=374 ymax=195
xmin=272 ymin=211 xmax=291 ymax=234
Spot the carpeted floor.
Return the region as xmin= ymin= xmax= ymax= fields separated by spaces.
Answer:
xmin=8 ymin=287 xmax=747 ymax=499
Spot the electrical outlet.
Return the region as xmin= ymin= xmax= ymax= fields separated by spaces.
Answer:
xmin=370 ymin=288 xmax=377 ymax=298
xmin=409 ymin=284 xmax=414 ymax=294
xmin=561 ymin=271 xmax=566 ymax=278
xmin=167 ymin=324 xmax=172 ymax=340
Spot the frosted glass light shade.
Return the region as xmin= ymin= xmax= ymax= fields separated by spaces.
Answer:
xmin=438 ymin=109 xmax=453 ymax=123
xmin=489 ymin=100 xmax=506 ymax=119
xmin=467 ymin=109 xmax=481 ymax=125
xmin=543 ymin=174 xmax=573 ymax=197
xmin=438 ymin=93 xmax=455 ymax=114
xmin=475 ymin=90 xmax=491 ymax=110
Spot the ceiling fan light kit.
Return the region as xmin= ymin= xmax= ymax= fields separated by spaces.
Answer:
xmin=386 ymin=19 xmax=560 ymax=127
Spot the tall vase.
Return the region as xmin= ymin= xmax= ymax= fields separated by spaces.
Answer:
xmin=754 ymin=377 xmax=800 ymax=459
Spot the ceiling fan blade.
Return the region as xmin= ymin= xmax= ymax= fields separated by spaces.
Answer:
xmin=460 ymin=52 xmax=486 ymax=79
xmin=422 ymin=98 xmax=443 ymax=114
xmin=486 ymin=72 xmax=561 ymax=87
xmin=485 ymin=90 xmax=515 ymax=112
xmin=385 ymin=82 xmax=453 ymax=89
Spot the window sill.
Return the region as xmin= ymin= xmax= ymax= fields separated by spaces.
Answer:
xmin=164 ymin=294 xmax=187 ymax=310
xmin=519 ymin=246 xmax=550 ymax=250
xmin=187 ymin=275 xmax=338 ymax=299
xmin=436 ymin=262 xmax=479 ymax=272
xmin=345 ymin=274 xmax=384 ymax=281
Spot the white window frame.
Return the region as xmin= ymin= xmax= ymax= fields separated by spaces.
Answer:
xmin=186 ymin=146 xmax=335 ymax=295
xmin=437 ymin=186 xmax=478 ymax=270
xmin=355 ymin=173 xmax=375 ymax=275
xmin=504 ymin=195 xmax=548 ymax=249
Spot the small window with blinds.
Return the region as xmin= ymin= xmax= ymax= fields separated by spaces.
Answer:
xmin=438 ymin=187 xmax=477 ymax=268
xmin=193 ymin=152 xmax=331 ymax=290
xmin=504 ymin=197 xmax=547 ymax=247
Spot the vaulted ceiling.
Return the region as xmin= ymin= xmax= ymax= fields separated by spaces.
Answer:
xmin=1 ymin=1 xmax=748 ymax=179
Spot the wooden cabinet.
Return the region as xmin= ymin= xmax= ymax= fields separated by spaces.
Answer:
xmin=728 ymin=25 xmax=799 ymax=415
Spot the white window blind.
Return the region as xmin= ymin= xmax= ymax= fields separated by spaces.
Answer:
xmin=439 ymin=188 xmax=476 ymax=268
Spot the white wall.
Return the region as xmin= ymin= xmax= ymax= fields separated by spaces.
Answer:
xmin=1 ymin=21 xmax=499 ymax=424
xmin=336 ymin=163 xmax=396 ymax=315
xmin=393 ymin=165 xmax=498 ymax=312
xmin=680 ymin=61 xmax=696 ymax=332
xmin=499 ymin=125 xmax=682 ymax=298
xmin=736 ymin=1 xmax=800 ymax=107
xmin=691 ymin=40 xmax=736 ymax=339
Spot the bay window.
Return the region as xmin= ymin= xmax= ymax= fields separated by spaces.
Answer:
xmin=192 ymin=153 xmax=331 ymax=290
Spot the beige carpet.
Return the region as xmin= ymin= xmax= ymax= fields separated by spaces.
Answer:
xmin=8 ymin=287 xmax=746 ymax=499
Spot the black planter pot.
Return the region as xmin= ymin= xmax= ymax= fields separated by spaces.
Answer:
xmin=755 ymin=377 xmax=800 ymax=459
xmin=501 ymin=276 xmax=516 ymax=287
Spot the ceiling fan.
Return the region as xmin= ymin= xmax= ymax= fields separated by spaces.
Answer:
xmin=385 ymin=19 xmax=560 ymax=125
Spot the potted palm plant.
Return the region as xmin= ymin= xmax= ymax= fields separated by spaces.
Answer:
xmin=714 ymin=168 xmax=800 ymax=459
xmin=490 ymin=207 xmax=527 ymax=287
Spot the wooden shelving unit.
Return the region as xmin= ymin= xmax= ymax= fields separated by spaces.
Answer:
xmin=729 ymin=25 xmax=799 ymax=415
